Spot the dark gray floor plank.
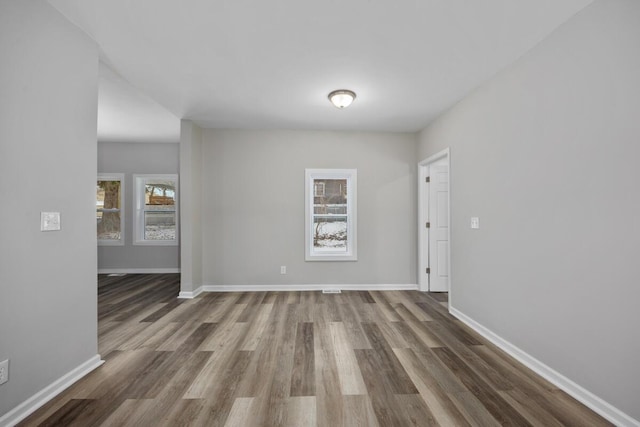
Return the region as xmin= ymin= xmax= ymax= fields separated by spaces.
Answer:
xmin=17 ymin=276 xmax=612 ymax=427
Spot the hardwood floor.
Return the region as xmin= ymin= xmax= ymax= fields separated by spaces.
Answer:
xmin=20 ymin=274 xmax=612 ymax=426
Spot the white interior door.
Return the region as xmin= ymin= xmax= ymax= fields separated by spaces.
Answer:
xmin=428 ymin=159 xmax=449 ymax=291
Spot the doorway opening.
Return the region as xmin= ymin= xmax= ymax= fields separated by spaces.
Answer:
xmin=418 ymin=148 xmax=451 ymax=294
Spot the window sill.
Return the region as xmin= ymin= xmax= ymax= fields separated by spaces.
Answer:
xmin=98 ymin=240 xmax=124 ymax=246
xmin=305 ymin=252 xmax=357 ymax=262
xmin=133 ymin=240 xmax=179 ymax=247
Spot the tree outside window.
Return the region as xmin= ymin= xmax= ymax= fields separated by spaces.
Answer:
xmin=97 ymin=174 xmax=124 ymax=245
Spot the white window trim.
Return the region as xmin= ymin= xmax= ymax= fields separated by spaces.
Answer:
xmin=305 ymin=168 xmax=357 ymax=261
xmin=133 ymin=174 xmax=179 ymax=246
xmin=97 ymin=173 xmax=125 ymax=246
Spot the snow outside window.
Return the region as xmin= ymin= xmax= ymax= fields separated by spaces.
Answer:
xmin=134 ymin=174 xmax=179 ymax=246
xmin=305 ymin=169 xmax=357 ymax=261
xmin=97 ymin=174 xmax=124 ymax=246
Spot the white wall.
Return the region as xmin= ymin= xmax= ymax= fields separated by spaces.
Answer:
xmin=201 ymin=129 xmax=417 ymax=288
xmin=418 ymin=0 xmax=640 ymax=422
xmin=179 ymin=121 xmax=203 ymax=295
xmin=0 ymin=0 xmax=99 ymax=419
xmin=97 ymin=141 xmax=180 ymax=272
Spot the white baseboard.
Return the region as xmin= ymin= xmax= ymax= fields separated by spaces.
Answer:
xmin=178 ymin=286 xmax=203 ymax=299
xmin=200 ymin=283 xmax=418 ymax=292
xmin=98 ymin=268 xmax=180 ymax=274
xmin=177 ymin=283 xmax=418 ymax=298
xmin=449 ymin=307 xmax=640 ymax=427
xmin=0 ymin=355 xmax=103 ymax=427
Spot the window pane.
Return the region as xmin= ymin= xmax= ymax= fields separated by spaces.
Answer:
xmin=312 ymin=178 xmax=348 ymax=251
xmin=97 ymin=180 xmax=121 ymax=240
xmin=313 ymin=215 xmax=347 ymax=251
xmin=313 ymin=179 xmax=346 ymax=205
xmin=145 ymin=181 xmax=176 ymax=209
xmin=134 ymin=175 xmax=178 ymax=245
xmin=144 ymin=180 xmax=176 ymax=240
xmin=144 ymin=211 xmax=176 ymax=240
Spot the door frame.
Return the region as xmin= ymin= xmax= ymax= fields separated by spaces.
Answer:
xmin=418 ymin=147 xmax=451 ymax=292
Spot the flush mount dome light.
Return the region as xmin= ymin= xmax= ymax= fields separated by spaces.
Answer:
xmin=328 ymin=89 xmax=356 ymax=109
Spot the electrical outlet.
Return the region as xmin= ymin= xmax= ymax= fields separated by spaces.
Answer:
xmin=0 ymin=359 xmax=8 ymax=385
xmin=280 ymin=266 xmax=286 ymax=275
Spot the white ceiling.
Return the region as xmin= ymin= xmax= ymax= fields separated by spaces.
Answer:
xmin=49 ymin=0 xmax=593 ymax=140
xmin=98 ymin=65 xmax=180 ymax=143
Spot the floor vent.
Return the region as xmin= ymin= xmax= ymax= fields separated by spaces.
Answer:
xmin=322 ymin=289 xmax=342 ymax=294
xmin=108 ymin=273 xmax=127 ymax=277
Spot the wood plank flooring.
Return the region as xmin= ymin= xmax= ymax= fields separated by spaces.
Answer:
xmin=20 ymin=274 xmax=612 ymax=426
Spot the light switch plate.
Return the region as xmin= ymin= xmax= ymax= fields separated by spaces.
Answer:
xmin=470 ymin=217 xmax=480 ymax=229
xmin=0 ymin=359 xmax=8 ymax=385
xmin=41 ymin=212 xmax=61 ymax=231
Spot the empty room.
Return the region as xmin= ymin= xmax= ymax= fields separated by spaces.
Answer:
xmin=1 ymin=0 xmax=639 ymax=426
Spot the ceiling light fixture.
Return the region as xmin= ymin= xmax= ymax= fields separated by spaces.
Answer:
xmin=328 ymin=89 xmax=356 ymax=109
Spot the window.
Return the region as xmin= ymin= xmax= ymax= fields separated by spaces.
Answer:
xmin=97 ymin=174 xmax=124 ymax=245
xmin=134 ymin=174 xmax=178 ymax=245
xmin=305 ymin=169 xmax=357 ymax=261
